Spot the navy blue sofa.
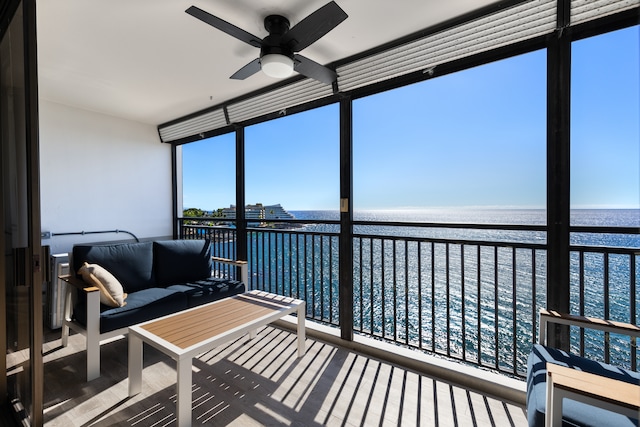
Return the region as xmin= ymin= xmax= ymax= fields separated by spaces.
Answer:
xmin=61 ymin=239 xmax=247 ymax=381
xmin=527 ymin=310 xmax=639 ymax=427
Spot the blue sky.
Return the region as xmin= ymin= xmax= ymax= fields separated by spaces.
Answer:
xmin=571 ymin=27 xmax=640 ymax=209
xmin=182 ymin=26 xmax=639 ymax=212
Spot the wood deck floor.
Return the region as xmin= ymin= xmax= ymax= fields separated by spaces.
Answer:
xmin=42 ymin=326 xmax=527 ymax=426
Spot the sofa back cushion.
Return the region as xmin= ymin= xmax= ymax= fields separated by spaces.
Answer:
xmin=72 ymin=242 xmax=155 ymax=293
xmin=154 ymin=239 xmax=212 ymax=286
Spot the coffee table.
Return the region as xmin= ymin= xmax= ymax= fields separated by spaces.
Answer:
xmin=128 ymin=290 xmax=305 ymax=427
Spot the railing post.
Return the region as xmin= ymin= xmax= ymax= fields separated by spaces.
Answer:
xmin=546 ymin=0 xmax=571 ymax=350
xmin=339 ymin=97 xmax=354 ymax=341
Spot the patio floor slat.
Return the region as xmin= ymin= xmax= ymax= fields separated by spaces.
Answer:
xmin=42 ymin=325 xmax=527 ymax=426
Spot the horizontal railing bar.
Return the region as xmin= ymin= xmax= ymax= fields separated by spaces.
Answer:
xmin=179 ymin=217 xmax=639 ymax=234
xmin=353 ymin=233 xmax=547 ymax=250
xmin=569 ymin=245 xmax=639 ymax=255
xmin=180 ymin=217 xmax=340 ymax=226
xmin=250 ymin=219 xmax=341 ymax=225
xmin=249 ymin=228 xmax=339 ymax=237
xmin=571 ymin=225 xmax=640 ymax=235
xmin=354 ymin=220 xmax=547 ymax=232
xmin=183 ymin=221 xmax=638 ymax=253
xmin=179 ymin=217 xmax=232 ymax=223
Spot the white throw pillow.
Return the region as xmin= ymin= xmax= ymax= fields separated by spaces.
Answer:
xmin=78 ymin=262 xmax=127 ymax=307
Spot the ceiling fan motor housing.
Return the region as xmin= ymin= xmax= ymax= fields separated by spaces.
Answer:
xmin=262 ymin=15 xmax=294 ymax=59
xmin=264 ymin=15 xmax=290 ymax=36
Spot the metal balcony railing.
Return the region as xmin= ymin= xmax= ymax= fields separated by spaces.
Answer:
xmin=179 ymin=217 xmax=639 ymax=378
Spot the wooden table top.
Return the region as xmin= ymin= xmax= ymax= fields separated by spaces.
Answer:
xmin=139 ymin=291 xmax=302 ymax=349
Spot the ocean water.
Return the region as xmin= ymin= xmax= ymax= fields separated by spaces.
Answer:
xmin=291 ymin=208 xmax=640 ymax=226
xmin=247 ymin=209 xmax=639 ymax=374
xmin=292 ymin=208 xmax=640 ymax=245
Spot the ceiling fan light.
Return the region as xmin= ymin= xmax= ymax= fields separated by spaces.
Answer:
xmin=261 ymin=53 xmax=294 ymax=78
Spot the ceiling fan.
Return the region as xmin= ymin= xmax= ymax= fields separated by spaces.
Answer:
xmin=186 ymin=1 xmax=348 ymax=85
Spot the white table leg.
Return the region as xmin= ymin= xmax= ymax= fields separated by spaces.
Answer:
xmin=128 ymin=334 xmax=143 ymax=396
xmin=176 ymin=357 xmax=192 ymax=427
xmin=297 ymin=302 xmax=306 ymax=357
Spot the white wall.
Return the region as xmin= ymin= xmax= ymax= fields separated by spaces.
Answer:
xmin=39 ymin=100 xmax=173 ymax=254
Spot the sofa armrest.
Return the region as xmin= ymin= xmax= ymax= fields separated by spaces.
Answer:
xmin=58 ymin=274 xmax=101 ymax=319
xmin=539 ymin=309 xmax=640 ymax=345
xmin=59 ymin=274 xmax=101 ymax=323
xmin=59 ymin=274 xmax=102 ymax=380
xmin=211 ymin=257 xmax=248 ymax=285
xmin=59 ymin=274 xmax=98 ymax=292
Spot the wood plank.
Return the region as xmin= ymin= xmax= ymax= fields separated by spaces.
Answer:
xmin=59 ymin=274 xmax=97 ymax=292
xmin=547 ymin=362 xmax=640 ymax=410
xmin=140 ymin=291 xmax=302 ymax=349
xmin=541 ymin=309 xmax=640 ymax=336
xmin=211 ymin=256 xmax=247 ymax=265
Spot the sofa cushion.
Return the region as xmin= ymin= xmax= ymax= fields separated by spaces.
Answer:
xmin=527 ymin=343 xmax=639 ymax=427
xmin=73 ymin=287 xmax=188 ymax=333
xmin=73 ymin=242 xmax=155 ymax=293
xmin=154 ymin=239 xmax=212 ymax=286
xmin=77 ymin=262 xmax=127 ymax=307
xmin=167 ymin=277 xmax=245 ymax=307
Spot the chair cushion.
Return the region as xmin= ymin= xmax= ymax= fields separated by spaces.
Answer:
xmin=154 ymin=239 xmax=212 ymax=286
xmin=74 ymin=287 xmax=188 ymax=333
xmin=77 ymin=262 xmax=127 ymax=307
xmin=167 ymin=277 xmax=245 ymax=307
xmin=73 ymin=242 xmax=155 ymax=293
xmin=527 ymin=343 xmax=639 ymax=427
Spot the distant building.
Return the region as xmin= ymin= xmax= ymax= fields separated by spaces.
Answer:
xmin=261 ymin=204 xmax=295 ymax=220
xmin=221 ymin=203 xmax=295 ymax=225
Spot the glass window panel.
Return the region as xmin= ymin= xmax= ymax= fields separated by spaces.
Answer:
xmin=571 ymin=26 xmax=640 ymax=215
xmin=353 ymin=50 xmax=547 ymax=222
xmin=181 ymin=132 xmax=235 ymax=216
xmin=245 ymin=104 xmax=339 ymax=217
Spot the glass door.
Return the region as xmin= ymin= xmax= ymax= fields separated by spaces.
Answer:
xmin=1 ymin=0 xmax=43 ymax=424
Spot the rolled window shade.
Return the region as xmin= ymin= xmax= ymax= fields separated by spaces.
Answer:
xmin=337 ymin=0 xmax=556 ymax=92
xmin=571 ymin=0 xmax=640 ymax=26
xmin=159 ymin=109 xmax=227 ymax=143
xmin=227 ymin=79 xmax=333 ymax=124
xmin=160 ymin=79 xmax=333 ymax=142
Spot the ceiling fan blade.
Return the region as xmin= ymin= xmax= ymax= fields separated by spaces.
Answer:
xmin=293 ymin=54 xmax=337 ymax=85
xmin=284 ymin=1 xmax=348 ymax=52
xmin=186 ymin=6 xmax=262 ymax=48
xmin=230 ymin=58 xmax=262 ymax=80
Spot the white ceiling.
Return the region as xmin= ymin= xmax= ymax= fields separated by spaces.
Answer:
xmin=36 ymin=0 xmax=502 ymax=125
